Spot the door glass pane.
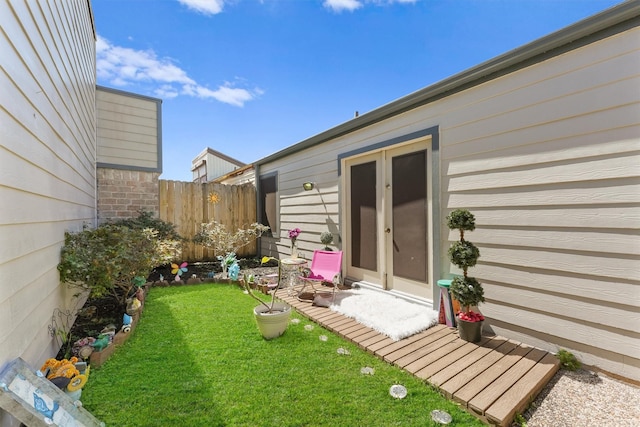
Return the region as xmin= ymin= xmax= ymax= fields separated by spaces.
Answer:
xmin=259 ymin=175 xmax=277 ymax=236
xmin=350 ymin=161 xmax=377 ymax=271
xmin=392 ymin=151 xmax=427 ymax=281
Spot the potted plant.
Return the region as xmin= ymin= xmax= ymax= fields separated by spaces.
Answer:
xmin=447 ymin=209 xmax=485 ymax=342
xmin=288 ymin=227 xmax=301 ymax=258
xmin=243 ymin=256 xmax=291 ymax=339
xmin=320 ymin=231 xmax=334 ymax=251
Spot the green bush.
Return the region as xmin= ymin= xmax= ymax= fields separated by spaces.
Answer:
xmin=557 ymin=349 xmax=581 ymax=371
xmin=448 ymin=240 xmax=480 ymax=270
xmin=57 ymin=220 xmax=180 ymax=304
xmin=450 ymin=276 xmax=485 ymax=311
xmin=110 ymin=210 xmax=182 ymax=240
xmin=446 ymin=208 xmax=476 ymax=232
xmin=446 ymin=209 xmax=484 ymax=316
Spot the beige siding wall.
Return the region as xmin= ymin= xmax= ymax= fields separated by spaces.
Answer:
xmin=258 ymin=142 xmax=341 ymax=260
xmin=96 ymin=86 xmax=161 ymax=171
xmin=0 ymin=1 xmax=96 ymax=420
xmin=259 ymin=27 xmax=640 ymax=380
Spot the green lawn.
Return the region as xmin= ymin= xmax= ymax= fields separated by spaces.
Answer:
xmin=82 ymin=284 xmax=483 ymax=426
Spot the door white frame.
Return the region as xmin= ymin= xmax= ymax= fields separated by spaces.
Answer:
xmin=339 ymin=128 xmax=440 ymax=306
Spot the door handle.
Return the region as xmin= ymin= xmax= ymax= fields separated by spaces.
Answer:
xmin=385 ymin=228 xmax=391 ymax=233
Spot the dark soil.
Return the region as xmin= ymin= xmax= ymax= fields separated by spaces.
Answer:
xmin=56 ymin=257 xmax=277 ymax=360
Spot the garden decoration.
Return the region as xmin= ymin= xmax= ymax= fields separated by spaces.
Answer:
xmin=389 ymin=384 xmax=407 ymax=399
xmin=431 ymin=410 xmax=453 ymax=425
xmin=288 ymin=227 xmax=301 ymax=258
xmin=218 ymin=252 xmax=239 ymax=278
xmin=243 ymin=256 xmax=291 ymax=339
xmin=171 ymin=261 xmax=188 ymax=282
xmin=40 ymin=357 xmax=88 ymax=394
xmin=208 ymin=192 xmax=220 ymax=204
xmin=320 ymin=231 xmax=334 ymax=250
xmin=446 ymin=209 xmax=485 ymax=342
xmin=121 ymin=314 xmax=132 ymax=333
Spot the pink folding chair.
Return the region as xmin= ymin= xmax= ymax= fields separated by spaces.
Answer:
xmin=297 ymin=250 xmax=343 ymax=302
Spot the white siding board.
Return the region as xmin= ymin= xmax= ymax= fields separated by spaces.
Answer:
xmin=98 ymin=91 xmax=158 ymax=113
xmin=434 ymin=28 xmax=639 ymax=126
xmin=451 ymin=228 xmax=640 ymax=256
xmin=447 ymin=152 xmax=640 ymax=191
xmin=442 ymin=49 xmax=639 ymax=136
xmin=98 ymin=109 xmax=158 ymax=128
xmin=444 ymin=79 xmax=639 ymax=151
xmin=486 ymin=303 xmax=640 ymax=359
xmin=0 ymin=0 xmax=96 ymax=379
xmin=15 ymin=1 xmax=92 ymax=149
xmin=447 ymin=180 xmax=639 ymax=208
xmin=442 ymin=103 xmax=639 ymax=162
xmin=0 ymin=108 xmax=95 ymax=190
xmin=474 ymin=263 xmax=636 ymax=307
xmin=0 ymin=222 xmax=72 ymax=265
xmin=0 ymin=147 xmax=95 ymax=205
xmin=447 ymin=126 xmax=640 ymax=175
xmin=96 ymin=88 xmax=160 ymax=169
xmin=98 ymin=147 xmax=158 ymax=164
xmin=474 ymin=206 xmax=640 ymax=230
xmin=479 ymin=246 xmax=637 ymax=281
xmin=484 ymin=283 xmax=640 ymax=333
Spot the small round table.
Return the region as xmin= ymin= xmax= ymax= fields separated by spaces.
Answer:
xmin=280 ymin=257 xmax=308 ymax=295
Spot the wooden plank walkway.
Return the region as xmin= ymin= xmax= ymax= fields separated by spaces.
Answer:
xmin=275 ymin=288 xmax=560 ymax=426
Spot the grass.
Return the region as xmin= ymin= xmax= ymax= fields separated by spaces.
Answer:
xmin=82 ymin=283 xmax=483 ymax=426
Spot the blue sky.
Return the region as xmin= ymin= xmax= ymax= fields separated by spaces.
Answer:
xmin=92 ymin=0 xmax=623 ymax=181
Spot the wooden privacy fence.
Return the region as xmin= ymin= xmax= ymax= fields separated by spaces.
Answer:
xmin=159 ymin=180 xmax=257 ymax=261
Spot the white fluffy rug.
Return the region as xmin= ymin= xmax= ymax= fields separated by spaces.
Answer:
xmin=329 ymin=288 xmax=439 ymax=341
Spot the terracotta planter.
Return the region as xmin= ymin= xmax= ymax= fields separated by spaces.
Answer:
xmin=253 ymin=302 xmax=291 ymax=339
xmin=457 ymin=318 xmax=483 ymax=342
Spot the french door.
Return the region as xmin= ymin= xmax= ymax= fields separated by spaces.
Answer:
xmin=345 ymin=140 xmax=433 ymax=300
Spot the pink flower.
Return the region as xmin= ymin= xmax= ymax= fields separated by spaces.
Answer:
xmin=288 ymin=228 xmax=301 ymax=240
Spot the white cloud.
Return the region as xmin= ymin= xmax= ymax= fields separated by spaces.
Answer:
xmin=323 ymin=0 xmax=363 ymax=13
xmin=96 ymin=35 xmax=260 ymax=107
xmin=177 ymin=0 xmax=226 ymax=15
xmin=323 ymin=0 xmax=416 ymax=13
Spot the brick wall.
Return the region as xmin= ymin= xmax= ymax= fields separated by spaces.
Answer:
xmin=97 ymin=168 xmax=160 ymax=224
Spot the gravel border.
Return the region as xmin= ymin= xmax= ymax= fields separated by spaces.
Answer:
xmin=521 ymin=368 xmax=640 ymax=426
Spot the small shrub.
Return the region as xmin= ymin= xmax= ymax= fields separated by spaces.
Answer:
xmin=557 ymin=349 xmax=581 ymax=371
xmin=58 ymin=225 xmax=171 ymax=304
xmin=513 ymin=413 xmax=528 ymax=427
xmin=110 ymin=210 xmax=181 ymax=240
xmin=320 ymin=231 xmax=334 ymax=250
xmin=446 ymin=209 xmax=484 ymax=318
xmin=193 ymin=221 xmax=269 ymax=256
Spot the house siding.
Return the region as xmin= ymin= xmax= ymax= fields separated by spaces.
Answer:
xmin=96 ymin=86 xmax=162 ymax=171
xmin=191 ymin=147 xmax=245 ymax=183
xmin=0 ymin=3 xmax=96 ymax=419
xmin=257 ymin=21 xmax=639 ymax=380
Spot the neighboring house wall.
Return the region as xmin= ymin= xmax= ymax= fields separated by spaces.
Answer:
xmin=0 ymin=1 xmax=96 ymax=425
xmin=96 ymin=86 xmax=162 ymax=223
xmin=256 ymin=6 xmax=640 ymax=381
xmin=212 ymin=163 xmax=255 ymax=186
xmin=191 ymin=147 xmax=245 ymax=183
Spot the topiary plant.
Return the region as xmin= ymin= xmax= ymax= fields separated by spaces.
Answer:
xmin=447 ymin=209 xmax=485 ymax=323
xmin=320 ymin=231 xmax=334 ymax=250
